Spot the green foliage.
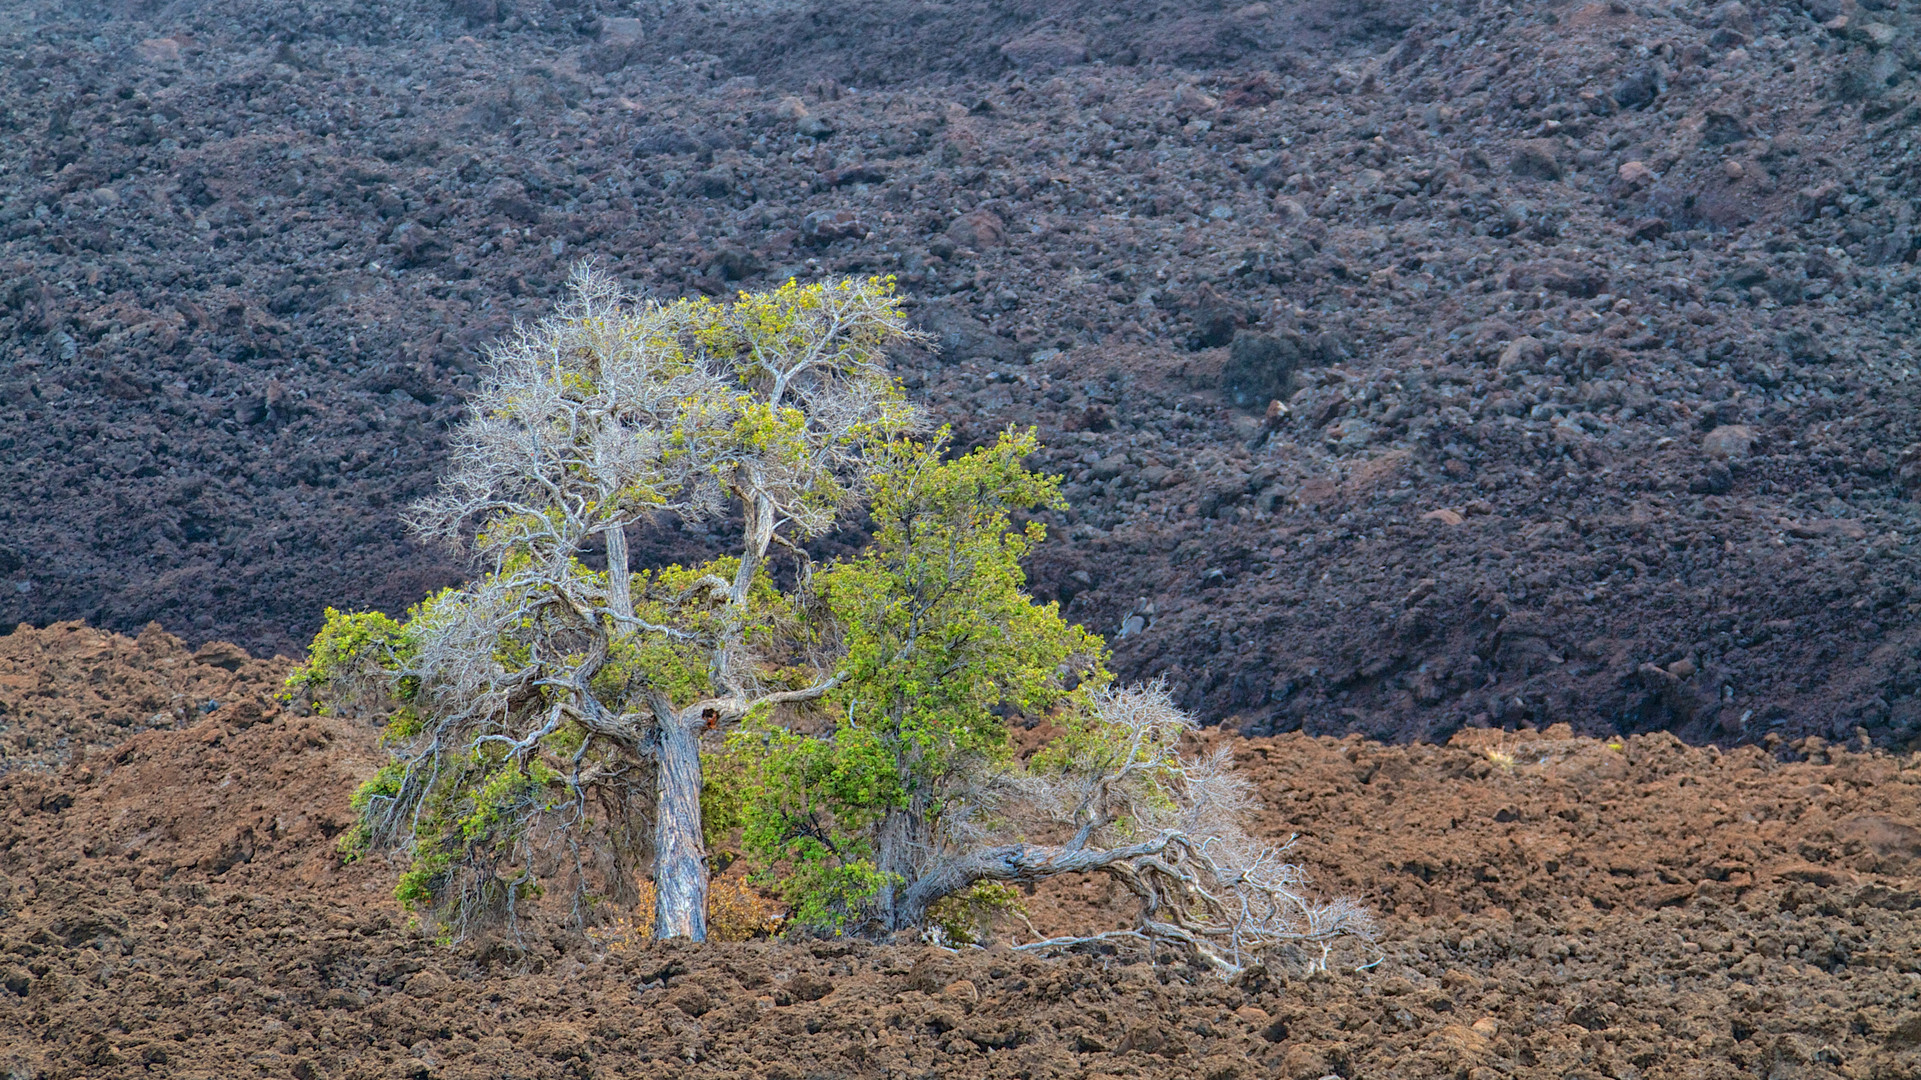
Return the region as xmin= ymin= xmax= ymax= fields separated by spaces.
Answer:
xmin=283 ymin=607 xmax=406 ymax=713
xmin=309 ymin=273 xmax=1116 ymax=940
xmin=337 ymin=761 xmax=407 ymax=862
xmin=591 ymin=557 xmax=792 ymax=705
xmin=825 ymin=428 xmax=1105 ymax=749
xmin=729 ymin=429 xmax=1109 ymax=932
xmin=376 ymin=748 xmax=566 ymax=915
xmin=731 ymin=722 xmax=896 ymax=923
xmin=928 ymin=881 xmax=1027 ymax=945
xmin=699 ymin=751 xmax=749 ymax=859
xmin=394 ymin=849 xmax=453 ymax=910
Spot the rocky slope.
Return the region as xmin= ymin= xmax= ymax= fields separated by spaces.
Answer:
xmin=1 ymin=0 xmax=1918 ymax=744
xmin=6 ymin=621 xmax=1921 ymax=1079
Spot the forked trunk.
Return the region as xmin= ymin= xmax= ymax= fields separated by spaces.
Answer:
xmin=653 ymin=711 xmax=708 ymax=940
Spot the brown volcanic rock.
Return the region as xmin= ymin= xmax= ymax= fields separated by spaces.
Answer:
xmin=6 ymin=625 xmax=1921 ymax=1077
xmin=0 ymin=621 xmax=286 ymax=773
xmin=1 ymin=0 xmax=1920 ymax=752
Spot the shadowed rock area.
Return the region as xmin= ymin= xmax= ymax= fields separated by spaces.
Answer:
xmin=1 ymin=0 xmax=1919 ymax=745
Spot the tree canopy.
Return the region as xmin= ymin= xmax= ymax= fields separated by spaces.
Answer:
xmin=291 ymin=268 xmax=1372 ymax=975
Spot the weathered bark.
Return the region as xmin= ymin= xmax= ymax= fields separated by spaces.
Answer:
xmin=653 ymin=710 xmax=708 ymax=941
xmin=874 ymin=806 xmax=918 ymax=930
xmin=872 ymin=731 xmax=929 ymax=930
xmin=604 ymin=524 xmax=632 ymax=621
xmin=731 ymin=486 xmax=775 ymax=606
xmin=897 ymin=837 xmax=1170 ymax=929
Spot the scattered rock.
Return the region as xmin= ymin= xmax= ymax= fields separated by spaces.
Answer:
xmin=800 ymin=209 xmax=867 ymax=244
xmin=1000 ymin=29 xmax=1088 ymax=70
xmin=1701 ymin=424 xmax=1754 ymax=461
xmin=1 ymin=0 xmax=1915 ymax=753
xmin=9 ymin=619 xmax=1921 ymax=1076
xmin=944 ymin=208 xmax=1005 ymax=250
xmin=1689 ymin=461 xmax=1733 ymax=495
xmin=1509 ymin=140 xmax=1565 ymax=181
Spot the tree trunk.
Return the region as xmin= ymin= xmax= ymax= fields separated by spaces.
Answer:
xmin=604 ymin=523 xmax=633 ymax=621
xmin=731 ymin=488 xmax=775 ymax=606
xmin=653 ymin=710 xmax=708 ymax=940
xmin=898 ymin=838 xmax=1170 ymax=929
xmin=875 ymin=806 xmax=918 ymax=930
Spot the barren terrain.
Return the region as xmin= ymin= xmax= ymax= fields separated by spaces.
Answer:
xmin=2 ymin=0 xmax=1919 ymax=744
xmin=6 ymin=622 xmax=1921 ymax=1080
xmin=6 ymin=0 xmax=1921 ymax=1071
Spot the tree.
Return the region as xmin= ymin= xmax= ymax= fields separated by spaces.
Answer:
xmin=732 ymin=428 xmax=1103 ymax=932
xmin=294 ymin=269 xmax=1372 ymax=975
xmin=291 ymin=267 xmax=919 ymax=941
xmin=730 ymin=443 xmax=1373 ymax=974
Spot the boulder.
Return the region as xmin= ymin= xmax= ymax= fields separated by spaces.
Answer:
xmin=191 ymin=641 xmax=252 ymax=672
xmin=800 ymin=209 xmax=866 ymax=244
xmin=1505 ymin=260 xmax=1607 ymax=298
xmin=1612 ymin=66 xmax=1664 ymax=109
xmin=1617 ymin=160 xmax=1656 ymax=188
xmin=1497 ymin=336 xmax=1546 ymax=376
xmin=583 ymin=17 xmax=646 ymax=73
xmin=1689 ymin=460 xmax=1734 ymax=494
xmin=1701 ymin=424 xmax=1755 ymax=460
xmin=1091 ymin=453 xmax=1130 ymax=481
xmin=1509 ymin=140 xmax=1565 ymax=181
xmin=910 ymin=302 xmax=1018 ymax=366
xmin=388 ymin=221 xmax=443 ymax=267
xmin=1222 ymin=330 xmax=1311 ymax=408
xmin=945 ymin=209 xmax=1005 ymax=250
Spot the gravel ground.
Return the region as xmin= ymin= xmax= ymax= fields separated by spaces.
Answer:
xmin=5 ymin=621 xmax=1921 ymax=1080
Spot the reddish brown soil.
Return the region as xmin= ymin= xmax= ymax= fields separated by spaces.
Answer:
xmin=5 ymin=622 xmax=1921 ymax=1080
xmin=3 ymin=0 xmax=1919 ymax=746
